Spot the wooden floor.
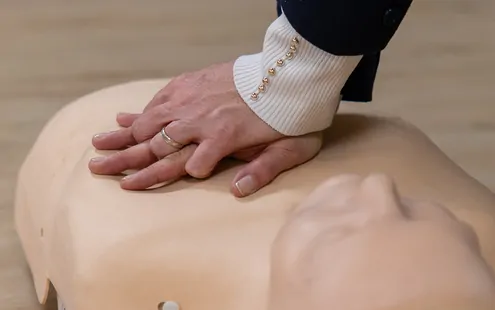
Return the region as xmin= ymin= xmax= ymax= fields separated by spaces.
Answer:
xmin=0 ymin=1 xmax=494 ymax=309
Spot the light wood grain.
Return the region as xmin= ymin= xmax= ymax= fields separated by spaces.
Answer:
xmin=0 ymin=1 xmax=494 ymax=309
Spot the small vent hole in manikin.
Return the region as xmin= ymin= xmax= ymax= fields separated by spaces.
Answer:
xmin=158 ymin=300 xmax=180 ymax=310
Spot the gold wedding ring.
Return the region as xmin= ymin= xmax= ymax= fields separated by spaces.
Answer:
xmin=160 ymin=127 xmax=184 ymax=149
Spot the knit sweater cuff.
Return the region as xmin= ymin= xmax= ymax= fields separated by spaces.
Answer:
xmin=233 ymin=13 xmax=362 ymax=136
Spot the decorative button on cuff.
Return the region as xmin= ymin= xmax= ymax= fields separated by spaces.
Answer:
xmin=250 ymin=37 xmax=300 ymax=101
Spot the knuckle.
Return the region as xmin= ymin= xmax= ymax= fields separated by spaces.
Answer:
xmin=111 ymin=151 xmax=130 ymax=169
xmin=166 ymin=120 xmax=184 ymax=134
xmin=149 ymin=140 xmax=163 ymax=157
xmin=131 ymin=122 xmax=147 ymax=142
xmin=252 ymin=150 xmax=294 ymax=182
xmin=210 ymin=105 xmax=230 ymax=120
xmin=153 ymin=89 xmax=170 ymax=102
xmin=214 ymin=121 xmax=235 ymax=140
xmin=275 ymin=146 xmax=297 ymax=160
xmin=166 ymin=76 xmax=183 ymax=89
xmin=132 ymin=112 xmax=168 ymax=142
xmin=154 ymin=104 xmax=172 ymax=117
xmin=249 ymin=160 xmax=274 ymax=182
xmin=132 ymin=115 xmax=146 ymax=130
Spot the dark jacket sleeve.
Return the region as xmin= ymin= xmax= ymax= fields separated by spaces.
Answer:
xmin=278 ymin=0 xmax=412 ymax=55
xmin=276 ymin=0 xmax=411 ymax=102
xmin=341 ymin=52 xmax=380 ymax=102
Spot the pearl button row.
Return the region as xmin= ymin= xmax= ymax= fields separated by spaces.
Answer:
xmin=250 ymin=37 xmax=300 ymax=101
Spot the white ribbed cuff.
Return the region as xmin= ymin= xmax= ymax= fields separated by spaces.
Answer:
xmin=234 ymin=14 xmax=363 ymax=136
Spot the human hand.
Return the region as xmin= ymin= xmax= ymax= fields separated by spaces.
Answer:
xmin=89 ymin=112 xmax=323 ymax=197
xmin=91 ymin=60 xmax=284 ymax=179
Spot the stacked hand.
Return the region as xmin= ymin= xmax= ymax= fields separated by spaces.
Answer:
xmin=88 ymin=61 xmax=323 ymax=197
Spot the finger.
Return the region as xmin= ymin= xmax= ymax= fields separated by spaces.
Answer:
xmin=92 ymin=127 xmax=137 ymax=150
xmin=132 ymin=104 xmax=177 ymax=143
xmin=120 ymin=144 xmax=197 ymax=190
xmin=88 ymin=141 xmax=156 ymax=175
xmin=231 ymin=145 xmax=313 ymax=198
xmin=116 ymin=112 xmax=140 ymax=128
xmin=185 ymin=139 xmax=231 ymax=179
xmin=231 ymin=144 xmax=269 ymax=161
xmin=149 ymin=121 xmax=195 ymax=159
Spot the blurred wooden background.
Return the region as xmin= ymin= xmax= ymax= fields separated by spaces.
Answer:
xmin=0 ymin=0 xmax=494 ymax=309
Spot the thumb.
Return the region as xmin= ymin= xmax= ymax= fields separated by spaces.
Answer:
xmin=231 ymin=146 xmax=306 ymax=198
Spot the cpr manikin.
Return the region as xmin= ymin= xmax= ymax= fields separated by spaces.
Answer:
xmin=15 ymin=80 xmax=495 ymax=310
xmin=270 ymin=174 xmax=495 ymax=310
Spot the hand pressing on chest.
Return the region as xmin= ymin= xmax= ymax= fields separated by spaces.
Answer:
xmin=88 ymin=61 xmax=323 ymax=196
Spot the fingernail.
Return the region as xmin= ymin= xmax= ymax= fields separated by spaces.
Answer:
xmin=122 ymin=174 xmax=134 ymax=182
xmin=93 ymin=133 xmax=107 ymax=140
xmin=235 ymin=175 xmax=257 ymax=196
xmin=90 ymin=157 xmax=105 ymax=163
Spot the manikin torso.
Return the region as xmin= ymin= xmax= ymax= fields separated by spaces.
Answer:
xmin=15 ymin=80 xmax=495 ymax=310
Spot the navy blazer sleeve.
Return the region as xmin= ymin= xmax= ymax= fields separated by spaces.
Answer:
xmin=276 ymin=0 xmax=412 ymax=102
